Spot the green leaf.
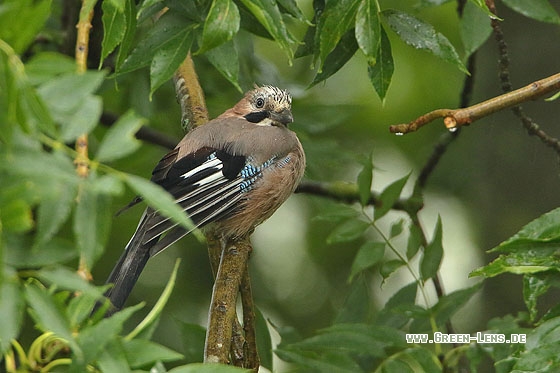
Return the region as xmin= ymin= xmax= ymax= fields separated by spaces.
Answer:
xmin=0 ymin=181 xmax=36 ymax=233
xmin=25 ymin=52 xmax=76 ymax=86
xmin=503 ymin=0 xmax=560 ymax=24
xmin=5 ymin=149 xmax=79 ymax=188
xmin=255 ymin=308 xmax=273 ymax=371
xmin=61 ymin=95 xmax=103 ymax=142
xmin=374 ymin=173 xmax=409 ymax=220
xmin=24 ymin=283 xmax=80 ymax=354
xmin=275 ymin=348 xmax=361 ymax=373
xmin=137 ymin=0 xmax=165 ymax=20
xmin=525 ymin=316 xmax=560 ymax=350
xmin=6 ymin=237 xmax=78 ymax=268
xmin=178 ymin=322 xmax=206 ymax=363
xmin=523 ymin=274 xmax=550 ymax=323
xmin=73 ymin=304 xmax=142 ymax=369
xmin=118 ymin=13 xmax=191 ymax=75
xmin=317 ymin=0 xmax=360 ymax=69
xmin=288 ymin=323 xmax=405 ymax=357
xmin=390 ymin=219 xmax=405 ymax=238
xmin=492 ymin=207 xmax=560 ymax=253
xmin=470 ymin=252 xmax=560 ymax=278
xmin=420 ymin=216 xmax=443 ymax=280
xmin=357 ymin=152 xmax=373 ymax=206
xmin=37 ymin=266 xmax=104 ymax=298
xmin=123 ymin=339 xmax=183 ymax=368
xmin=0 ymin=279 xmax=24 ymax=354
xmin=150 ymin=26 xmax=194 ymax=97
xmin=326 ymin=218 xmax=369 ymax=244
xmin=239 ymin=0 xmax=296 ymax=61
xmin=411 ymin=283 xmax=482 ymax=332
xmin=125 ymin=259 xmax=181 ymax=341
xmin=355 ymin=0 xmax=380 ymax=64
xmin=378 ymin=347 xmax=441 ymax=372
xmin=460 ymin=0 xmax=493 ymax=58
xmin=17 ymin=76 xmax=58 ymax=137
xmin=546 ymin=91 xmax=560 ymax=102
xmin=348 ymin=241 xmax=385 ymax=283
xmin=465 ymin=0 xmax=500 ymax=19
xmin=514 ymin=317 xmax=560 ymax=371
xmin=67 ymin=292 xmax=103 ymax=328
xmin=309 ymin=29 xmax=358 ymax=87
xmin=123 ymin=174 xmax=196 ymax=233
xmin=0 ymin=199 xmax=33 ymax=233
xmin=107 ymin=0 xmax=125 ymax=12
xmin=380 ymin=259 xmax=405 ymax=282
xmin=96 ymin=110 xmax=145 ymax=162
xmin=0 ymin=0 xmax=52 ymax=54
xmin=116 ymin=0 xmax=138 ymax=70
xmin=277 ymin=0 xmax=307 ymax=22
xmin=472 ymin=209 xmax=560 ymax=278
xmin=294 ymin=0 xmax=325 ymax=58
xmin=101 ymin=0 xmax=127 ymax=65
xmin=335 ymin=276 xmax=372 ymax=323
xmin=97 ymin=339 xmax=131 ymax=373
xmin=382 ymin=9 xmax=468 ymax=74
xmin=369 ymin=24 xmax=394 ymax=100
xmin=37 ymin=71 xmax=105 ymax=116
xmin=196 ymin=0 xmax=240 ymax=55
xmin=406 ymin=223 xmax=423 ymax=259
xmin=205 ymin=40 xmax=242 ymax=92
xmin=168 ymin=363 xmax=250 ymax=373
xmin=376 ymin=282 xmax=418 ymax=328
xmin=74 ymin=179 xmax=112 ymax=268
xmin=37 ymin=71 xmax=105 ymax=131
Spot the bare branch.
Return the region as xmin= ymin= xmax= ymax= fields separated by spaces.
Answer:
xmin=389 ymin=73 xmax=560 ymax=135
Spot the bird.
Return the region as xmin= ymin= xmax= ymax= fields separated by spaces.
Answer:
xmin=100 ymin=85 xmax=306 ymax=315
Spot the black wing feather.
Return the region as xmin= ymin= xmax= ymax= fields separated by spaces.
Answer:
xmin=101 ymin=146 xmax=250 ymax=314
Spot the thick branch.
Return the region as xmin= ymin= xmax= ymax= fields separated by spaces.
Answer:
xmin=389 ymin=73 xmax=560 ymax=135
xmin=204 ymin=239 xmax=251 ymax=364
xmin=174 ymin=53 xmax=209 ymax=131
xmin=205 ymin=233 xmax=246 ymax=367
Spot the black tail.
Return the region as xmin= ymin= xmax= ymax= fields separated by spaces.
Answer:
xmin=96 ymin=212 xmax=156 ymax=317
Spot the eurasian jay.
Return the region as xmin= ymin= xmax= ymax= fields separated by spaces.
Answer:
xmin=102 ymin=85 xmax=305 ymax=314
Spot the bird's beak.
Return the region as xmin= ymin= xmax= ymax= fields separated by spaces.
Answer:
xmin=270 ymin=109 xmax=293 ymax=125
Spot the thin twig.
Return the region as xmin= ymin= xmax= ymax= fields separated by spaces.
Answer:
xmin=75 ymin=0 xmax=94 ymax=281
xmin=389 ymin=73 xmax=560 ymax=135
xmin=74 ymin=1 xmax=93 ymax=179
xmin=296 ymin=180 xmax=421 ymax=214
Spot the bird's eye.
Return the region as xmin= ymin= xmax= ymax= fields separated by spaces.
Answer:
xmin=255 ymin=97 xmax=265 ymax=108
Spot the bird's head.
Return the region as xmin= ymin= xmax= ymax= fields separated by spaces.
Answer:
xmin=236 ymin=85 xmax=293 ymax=126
